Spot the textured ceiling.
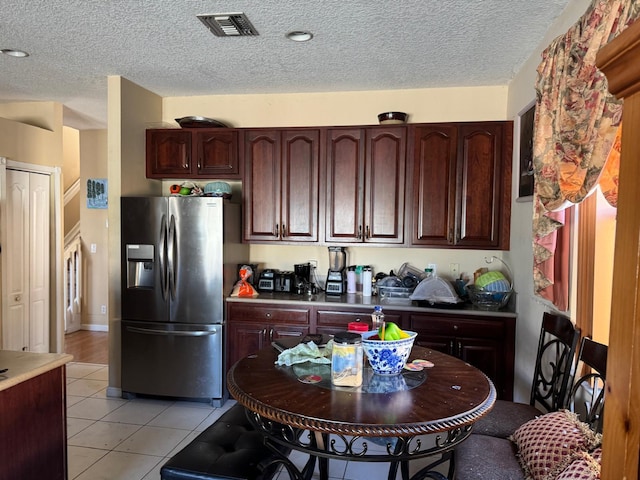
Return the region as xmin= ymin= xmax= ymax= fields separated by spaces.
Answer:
xmin=0 ymin=1 xmax=572 ymax=130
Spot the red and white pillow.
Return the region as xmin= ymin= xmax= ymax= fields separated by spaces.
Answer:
xmin=509 ymin=410 xmax=602 ymax=480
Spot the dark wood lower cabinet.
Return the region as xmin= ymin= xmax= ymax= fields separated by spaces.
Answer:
xmin=226 ymin=303 xmax=311 ymax=369
xmin=0 ymin=367 xmax=67 ymax=480
xmin=409 ymin=313 xmax=515 ymax=400
xmin=226 ymin=301 xmax=516 ymax=400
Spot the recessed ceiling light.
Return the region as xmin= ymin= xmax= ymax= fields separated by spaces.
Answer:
xmin=1 ymin=49 xmax=29 ymax=58
xmin=286 ymin=31 xmax=313 ymax=42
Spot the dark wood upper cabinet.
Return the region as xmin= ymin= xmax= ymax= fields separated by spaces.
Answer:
xmin=326 ymin=126 xmax=406 ymax=244
xmin=243 ymin=129 xmax=320 ymax=243
xmin=410 ymin=122 xmax=512 ymax=249
xmin=411 ymin=125 xmax=457 ymax=246
xmin=195 ymin=130 xmax=239 ymax=177
xmin=455 ymin=123 xmax=511 ymax=248
xmin=146 ymin=128 xmax=240 ymax=179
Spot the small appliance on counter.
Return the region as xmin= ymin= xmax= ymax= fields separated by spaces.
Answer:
xmin=294 ymin=262 xmax=317 ymax=295
xmin=326 ymin=246 xmax=347 ymax=295
xmin=258 ymin=269 xmax=278 ymax=292
xmin=275 ymin=271 xmax=296 ymax=293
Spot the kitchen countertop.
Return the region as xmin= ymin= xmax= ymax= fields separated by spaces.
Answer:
xmin=0 ymin=350 xmax=73 ymax=392
xmin=227 ymin=291 xmax=517 ymax=317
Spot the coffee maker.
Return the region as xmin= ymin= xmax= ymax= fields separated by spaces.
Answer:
xmin=326 ymin=246 xmax=347 ymax=295
xmin=294 ymin=263 xmax=311 ymax=294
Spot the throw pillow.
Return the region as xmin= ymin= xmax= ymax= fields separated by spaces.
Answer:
xmin=509 ymin=410 xmax=601 ymax=480
xmin=555 ymin=450 xmax=601 ymax=479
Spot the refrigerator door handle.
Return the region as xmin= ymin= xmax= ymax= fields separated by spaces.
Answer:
xmin=126 ymin=326 xmax=219 ymax=337
xmin=168 ymin=214 xmax=177 ymax=301
xmin=159 ymin=214 xmax=168 ymax=300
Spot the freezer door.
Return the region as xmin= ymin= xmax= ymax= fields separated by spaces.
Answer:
xmin=169 ymin=197 xmax=224 ymax=324
xmin=121 ymin=197 xmax=169 ymax=322
xmin=121 ymin=320 xmax=223 ymax=400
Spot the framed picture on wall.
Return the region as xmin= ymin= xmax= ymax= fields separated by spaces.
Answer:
xmin=87 ymin=178 xmax=108 ymax=209
xmin=517 ymin=101 xmax=536 ymax=201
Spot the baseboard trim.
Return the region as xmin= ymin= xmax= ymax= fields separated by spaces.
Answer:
xmin=81 ymin=324 xmax=108 ymax=332
xmin=106 ymin=386 xmax=122 ymax=398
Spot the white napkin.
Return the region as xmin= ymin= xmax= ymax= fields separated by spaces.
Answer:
xmin=275 ymin=340 xmax=333 ymax=366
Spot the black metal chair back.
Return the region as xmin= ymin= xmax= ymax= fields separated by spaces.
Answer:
xmin=566 ymin=336 xmax=608 ymax=433
xmin=529 ymin=312 xmax=581 ymax=412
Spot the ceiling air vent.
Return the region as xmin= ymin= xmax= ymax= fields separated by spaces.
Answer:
xmin=197 ymin=13 xmax=259 ymax=37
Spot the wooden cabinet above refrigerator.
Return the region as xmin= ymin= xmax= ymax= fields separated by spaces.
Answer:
xmin=146 ymin=128 xmax=241 ymax=179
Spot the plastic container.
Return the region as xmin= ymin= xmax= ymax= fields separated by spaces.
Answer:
xmin=348 ymin=321 xmax=369 ymax=333
xmin=362 ymin=266 xmax=372 ymax=296
xmin=331 ymin=331 xmax=363 ymax=387
xmin=371 ymin=305 xmax=385 ymax=331
xmin=347 ymin=266 xmax=357 ymax=294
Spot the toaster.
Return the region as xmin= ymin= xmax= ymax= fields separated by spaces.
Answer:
xmin=275 ymin=271 xmax=296 ymax=293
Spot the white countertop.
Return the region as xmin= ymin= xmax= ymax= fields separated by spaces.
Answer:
xmin=0 ymin=350 xmax=73 ymax=392
xmin=227 ymin=292 xmax=517 ymax=317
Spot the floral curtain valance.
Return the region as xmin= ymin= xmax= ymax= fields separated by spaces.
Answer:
xmin=532 ymin=0 xmax=639 ymax=305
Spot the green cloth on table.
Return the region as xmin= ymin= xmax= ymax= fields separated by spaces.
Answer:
xmin=275 ymin=340 xmax=333 ymax=366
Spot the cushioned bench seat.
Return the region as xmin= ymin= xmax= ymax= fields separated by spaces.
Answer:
xmin=161 ymin=403 xmax=289 ymax=480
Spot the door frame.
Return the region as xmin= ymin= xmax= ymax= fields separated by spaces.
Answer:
xmin=0 ymin=157 xmax=64 ymax=353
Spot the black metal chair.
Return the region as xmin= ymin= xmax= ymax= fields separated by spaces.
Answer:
xmin=565 ymin=336 xmax=608 ymax=433
xmin=472 ymin=312 xmax=581 ymax=438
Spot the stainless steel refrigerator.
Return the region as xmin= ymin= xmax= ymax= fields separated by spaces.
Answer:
xmin=120 ymin=196 xmax=247 ymax=405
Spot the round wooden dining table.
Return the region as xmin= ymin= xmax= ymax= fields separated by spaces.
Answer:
xmin=227 ymin=344 xmax=496 ymax=480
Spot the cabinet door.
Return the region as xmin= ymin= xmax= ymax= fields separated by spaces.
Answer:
xmin=281 ymin=130 xmax=320 ymax=242
xmin=227 ymin=321 xmax=267 ymax=370
xmin=195 ymin=130 xmax=240 ymax=178
xmin=243 ymin=130 xmax=282 ymax=241
xmin=410 ymin=125 xmax=457 ymax=245
xmin=414 ymin=335 xmax=454 ymax=356
xmin=146 ymin=129 xmax=193 ymax=178
xmin=456 ymin=337 xmax=504 ymax=398
xmin=326 ymin=129 xmax=365 ymax=242
xmin=365 ymin=127 xmax=406 ymax=244
xmin=455 ymin=123 xmax=511 ymax=248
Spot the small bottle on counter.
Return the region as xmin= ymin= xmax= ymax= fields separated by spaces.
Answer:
xmin=331 ymin=331 xmax=363 ymax=387
xmin=371 ymin=305 xmax=385 ymax=332
xmin=362 ymin=266 xmax=372 ymax=296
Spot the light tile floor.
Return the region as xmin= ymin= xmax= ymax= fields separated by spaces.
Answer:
xmin=66 ymin=362 xmax=449 ymax=480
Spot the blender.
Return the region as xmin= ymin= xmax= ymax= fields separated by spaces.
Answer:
xmin=326 ymin=246 xmax=347 ymax=295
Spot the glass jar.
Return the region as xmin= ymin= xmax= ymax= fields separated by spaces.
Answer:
xmin=331 ymin=331 xmax=363 ymax=387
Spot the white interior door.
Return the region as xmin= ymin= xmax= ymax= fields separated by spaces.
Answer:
xmin=2 ymin=169 xmax=50 ymax=352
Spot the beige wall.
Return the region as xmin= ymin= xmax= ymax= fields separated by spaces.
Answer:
xmin=80 ymin=129 xmax=109 ymax=330
xmin=107 ymin=76 xmax=163 ymax=392
xmin=164 ymin=86 xmax=509 ymax=128
xmin=0 ymin=101 xmax=61 ymax=132
xmin=505 ymin=0 xmax=591 ymax=401
xmin=0 ymin=102 xmax=66 ymax=352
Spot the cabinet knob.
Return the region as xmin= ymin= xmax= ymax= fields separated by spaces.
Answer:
xmin=265 ymin=312 xmax=272 ymax=319
xmin=453 ymin=325 xmax=458 ymax=330
xmin=15 ymin=295 xmax=21 ymax=302
xmin=365 ymin=225 xmax=370 ymax=239
xmin=281 ymin=224 xmax=286 ymax=236
xmin=358 ymin=225 xmax=363 ymax=239
xmin=275 ymin=224 xmax=279 ymax=236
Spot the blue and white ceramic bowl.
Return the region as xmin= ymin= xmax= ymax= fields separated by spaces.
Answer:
xmin=361 ymin=330 xmax=417 ymax=375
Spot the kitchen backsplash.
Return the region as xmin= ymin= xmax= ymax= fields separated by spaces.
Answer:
xmin=246 ymin=244 xmax=508 ymax=283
